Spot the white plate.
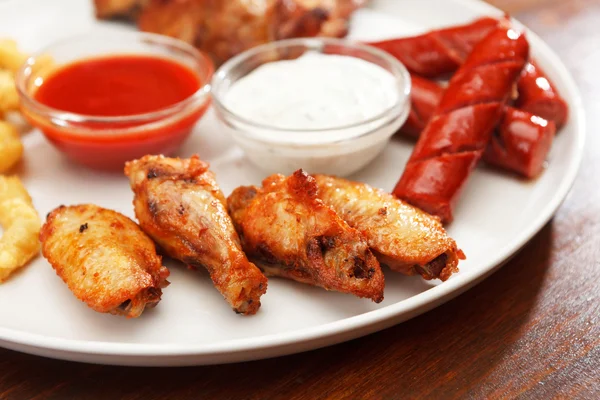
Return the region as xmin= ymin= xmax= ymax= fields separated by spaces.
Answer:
xmin=0 ymin=0 xmax=584 ymax=366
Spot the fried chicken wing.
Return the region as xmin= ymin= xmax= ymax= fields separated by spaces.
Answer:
xmin=120 ymin=0 xmax=365 ymax=65
xmin=269 ymin=0 xmax=364 ymax=41
xmin=93 ymin=0 xmax=148 ymax=19
xmin=125 ymin=155 xmax=267 ymax=315
xmin=40 ymin=204 xmax=169 ymax=318
xmin=227 ymin=169 xmax=384 ymax=302
xmin=313 ymin=175 xmax=464 ymax=281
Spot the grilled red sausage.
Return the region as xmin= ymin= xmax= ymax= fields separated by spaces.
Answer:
xmin=402 ymin=75 xmax=556 ymax=179
xmin=515 ymin=62 xmax=568 ymax=128
xmin=402 ymin=74 xmax=445 ymax=139
xmin=369 ymin=17 xmax=568 ymax=128
xmin=393 ymin=24 xmax=530 ymax=223
xmin=368 ymin=17 xmax=497 ymax=78
xmin=484 ymin=109 xmax=556 ymax=178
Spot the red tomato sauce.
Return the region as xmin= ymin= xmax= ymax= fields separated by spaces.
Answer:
xmin=35 ymin=55 xmax=201 ymax=116
xmin=24 ymin=54 xmax=213 ymax=171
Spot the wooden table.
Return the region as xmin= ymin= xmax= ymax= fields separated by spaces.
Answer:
xmin=2 ymin=1 xmax=599 ymax=399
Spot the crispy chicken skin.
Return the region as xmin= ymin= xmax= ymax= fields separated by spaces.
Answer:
xmin=96 ymin=0 xmax=365 ymax=65
xmin=313 ymin=175 xmax=464 ymax=281
xmin=40 ymin=204 xmax=169 ymax=318
xmin=125 ymin=155 xmax=268 ymax=315
xmin=227 ymin=170 xmax=384 ymax=303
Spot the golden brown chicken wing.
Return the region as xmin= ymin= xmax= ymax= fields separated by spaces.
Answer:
xmin=228 ymin=169 xmax=384 ymax=302
xmin=313 ymin=175 xmax=464 ymax=281
xmin=137 ymin=0 xmax=206 ymax=48
xmin=130 ymin=0 xmax=365 ymax=65
xmin=40 ymin=204 xmax=169 ymax=318
xmin=125 ymin=155 xmax=268 ymax=315
xmin=93 ymin=0 xmax=148 ymax=19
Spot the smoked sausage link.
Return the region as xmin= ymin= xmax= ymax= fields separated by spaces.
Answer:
xmin=402 ymin=75 xmax=556 ymax=179
xmin=515 ymin=62 xmax=568 ymax=128
xmin=402 ymin=74 xmax=445 ymax=139
xmin=368 ymin=17 xmax=497 ymax=78
xmin=392 ymin=24 xmax=530 ymax=223
xmin=370 ymin=18 xmax=568 ymax=128
xmin=484 ymin=109 xmax=556 ymax=178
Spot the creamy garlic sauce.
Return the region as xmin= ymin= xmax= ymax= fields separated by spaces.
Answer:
xmin=223 ymin=52 xmax=399 ymax=132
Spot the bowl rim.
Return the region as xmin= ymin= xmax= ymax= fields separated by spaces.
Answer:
xmin=210 ymin=37 xmax=411 ymax=135
xmin=16 ymin=31 xmax=214 ymax=125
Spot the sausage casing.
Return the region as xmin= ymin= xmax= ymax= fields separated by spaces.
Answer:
xmin=393 ymin=23 xmax=530 ymax=223
xmin=402 ymin=74 xmax=556 ymax=179
xmin=371 ymin=17 xmax=568 ymax=128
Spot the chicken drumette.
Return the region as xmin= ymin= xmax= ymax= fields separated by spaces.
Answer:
xmin=125 ymin=155 xmax=267 ymax=315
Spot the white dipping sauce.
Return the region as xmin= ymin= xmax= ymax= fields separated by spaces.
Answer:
xmin=223 ymin=52 xmax=399 ymax=132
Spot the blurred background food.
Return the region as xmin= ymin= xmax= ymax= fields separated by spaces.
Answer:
xmin=93 ymin=0 xmax=367 ymax=65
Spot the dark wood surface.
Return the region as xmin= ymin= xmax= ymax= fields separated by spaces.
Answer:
xmin=2 ymin=1 xmax=599 ymax=399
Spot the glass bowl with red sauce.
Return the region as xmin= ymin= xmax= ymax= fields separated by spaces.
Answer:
xmin=16 ymin=32 xmax=214 ymax=171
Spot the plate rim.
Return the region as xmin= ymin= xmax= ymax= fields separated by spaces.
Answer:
xmin=0 ymin=0 xmax=586 ymax=364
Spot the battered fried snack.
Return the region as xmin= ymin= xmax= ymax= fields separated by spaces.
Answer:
xmin=0 ymin=39 xmax=53 ymax=119
xmin=0 ymin=121 xmax=23 ymax=173
xmin=0 ymin=176 xmax=40 ymax=282
xmin=0 ymin=38 xmax=53 ymax=115
xmin=40 ymin=204 xmax=169 ymax=318
xmin=0 ymin=39 xmax=28 ymax=72
xmin=228 ymin=170 xmax=385 ymax=303
xmin=125 ymin=155 xmax=268 ymax=315
xmin=313 ymin=175 xmax=464 ymax=281
xmin=0 ymin=175 xmax=31 ymax=203
xmin=0 ymin=70 xmax=19 ymax=113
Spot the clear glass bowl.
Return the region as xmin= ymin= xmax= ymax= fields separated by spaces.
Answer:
xmin=211 ymin=37 xmax=411 ymax=176
xmin=16 ymin=32 xmax=214 ymax=171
